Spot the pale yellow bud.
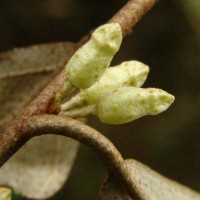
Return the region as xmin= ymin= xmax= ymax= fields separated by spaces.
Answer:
xmin=66 ymin=23 xmax=122 ymax=89
xmin=0 ymin=188 xmax=11 ymax=200
xmin=84 ymin=61 xmax=149 ymax=104
xmin=61 ymin=61 xmax=149 ymax=111
xmin=91 ymin=23 xmax=122 ymax=54
xmin=98 ymin=87 xmax=175 ymax=124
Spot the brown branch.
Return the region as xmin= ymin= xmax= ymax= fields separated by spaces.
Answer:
xmin=0 ymin=114 xmax=141 ymax=199
xmin=109 ymin=0 xmax=158 ymax=35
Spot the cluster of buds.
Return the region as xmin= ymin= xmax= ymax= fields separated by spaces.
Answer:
xmin=57 ymin=23 xmax=174 ymax=125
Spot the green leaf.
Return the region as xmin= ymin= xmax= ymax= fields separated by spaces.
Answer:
xmin=0 ymin=187 xmax=12 ymax=200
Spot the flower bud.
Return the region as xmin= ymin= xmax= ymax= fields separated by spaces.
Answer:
xmin=61 ymin=61 xmax=149 ymax=111
xmin=0 ymin=187 xmax=11 ymax=200
xmin=84 ymin=61 xmax=149 ymax=104
xmin=97 ymin=87 xmax=175 ymax=124
xmin=66 ymin=23 xmax=122 ymax=89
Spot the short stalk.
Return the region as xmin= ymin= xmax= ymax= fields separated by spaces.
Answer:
xmin=60 ymin=105 xmax=97 ymax=118
xmin=53 ymin=81 xmax=75 ymax=108
xmin=61 ymin=92 xmax=86 ymax=111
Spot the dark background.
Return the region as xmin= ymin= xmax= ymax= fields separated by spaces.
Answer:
xmin=0 ymin=0 xmax=200 ymax=199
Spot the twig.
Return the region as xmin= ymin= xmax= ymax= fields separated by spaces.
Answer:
xmin=0 ymin=114 xmax=141 ymax=199
xmin=60 ymin=105 xmax=97 ymax=118
xmin=109 ymin=0 xmax=158 ymax=35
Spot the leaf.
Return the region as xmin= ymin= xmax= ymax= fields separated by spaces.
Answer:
xmin=0 ymin=42 xmax=75 ymax=78
xmin=97 ymin=176 xmax=131 ymax=200
xmin=0 ymin=187 xmax=11 ymax=200
xmin=0 ymin=42 xmax=80 ymax=199
xmin=97 ymin=159 xmax=200 ymax=200
xmin=0 ymin=135 xmax=79 ymax=199
xmin=0 ymin=72 xmax=57 ymax=130
xmin=0 ymin=42 xmax=75 ymax=130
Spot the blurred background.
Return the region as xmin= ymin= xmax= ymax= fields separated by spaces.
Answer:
xmin=0 ymin=0 xmax=200 ymax=199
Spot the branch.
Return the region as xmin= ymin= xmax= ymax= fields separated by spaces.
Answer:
xmin=0 ymin=114 xmax=141 ymax=199
xmin=109 ymin=0 xmax=158 ymax=35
